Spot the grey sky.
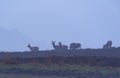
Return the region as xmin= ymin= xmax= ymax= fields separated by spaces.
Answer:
xmin=0 ymin=0 xmax=120 ymax=51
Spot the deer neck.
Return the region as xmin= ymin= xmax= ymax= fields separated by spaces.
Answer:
xmin=52 ymin=42 xmax=57 ymax=48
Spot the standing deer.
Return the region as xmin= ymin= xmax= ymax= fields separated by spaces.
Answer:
xmin=58 ymin=42 xmax=68 ymax=50
xmin=70 ymin=43 xmax=81 ymax=50
xmin=103 ymin=40 xmax=112 ymax=49
xmin=52 ymin=41 xmax=61 ymax=50
xmin=27 ymin=43 xmax=39 ymax=52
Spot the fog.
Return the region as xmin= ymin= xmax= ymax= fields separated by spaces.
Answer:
xmin=0 ymin=0 xmax=120 ymax=51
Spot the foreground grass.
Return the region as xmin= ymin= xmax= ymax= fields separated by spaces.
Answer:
xmin=0 ymin=74 xmax=69 ymax=78
xmin=0 ymin=63 xmax=120 ymax=78
xmin=0 ymin=63 xmax=119 ymax=74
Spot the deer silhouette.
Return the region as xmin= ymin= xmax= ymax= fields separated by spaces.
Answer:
xmin=27 ymin=43 xmax=39 ymax=52
xmin=58 ymin=42 xmax=68 ymax=50
xmin=103 ymin=40 xmax=112 ymax=49
xmin=52 ymin=41 xmax=61 ymax=50
xmin=70 ymin=43 xmax=81 ymax=50
xmin=52 ymin=41 xmax=68 ymax=50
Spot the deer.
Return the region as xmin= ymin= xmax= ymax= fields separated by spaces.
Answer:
xmin=58 ymin=42 xmax=68 ymax=50
xmin=27 ymin=43 xmax=39 ymax=52
xmin=103 ymin=40 xmax=112 ymax=49
xmin=70 ymin=43 xmax=81 ymax=50
xmin=52 ymin=41 xmax=61 ymax=50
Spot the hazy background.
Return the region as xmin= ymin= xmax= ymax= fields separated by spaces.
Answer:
xmin=0 ymin=0 xmax=120 ymax=51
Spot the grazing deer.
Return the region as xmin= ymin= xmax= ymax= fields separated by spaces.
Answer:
xmin=103 ymin=40 xmax=112 ymax=49
xmin=58 ymin=42 xmax=68 ymax=50
xmin=70 ymin=43 xmax=81 ymax=50
xmin=52 ymin=41 xmax=61 ymax=50
xmin=27 ymin=43 xmax=39 ymax=52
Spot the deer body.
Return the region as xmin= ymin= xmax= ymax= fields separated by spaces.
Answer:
xmin=70 ymin=43 xmax=81 ymax=50
xmin=103 ymin=40 xmax=112 ymax=49
xmin=58 ymin=42 xmax=68 ymax=50
xmin=27 ymin=44 xmax=39 ymax=52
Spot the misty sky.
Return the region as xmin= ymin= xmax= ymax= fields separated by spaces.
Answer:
xmin=0 ymin=0 xmax=120 ymax=51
